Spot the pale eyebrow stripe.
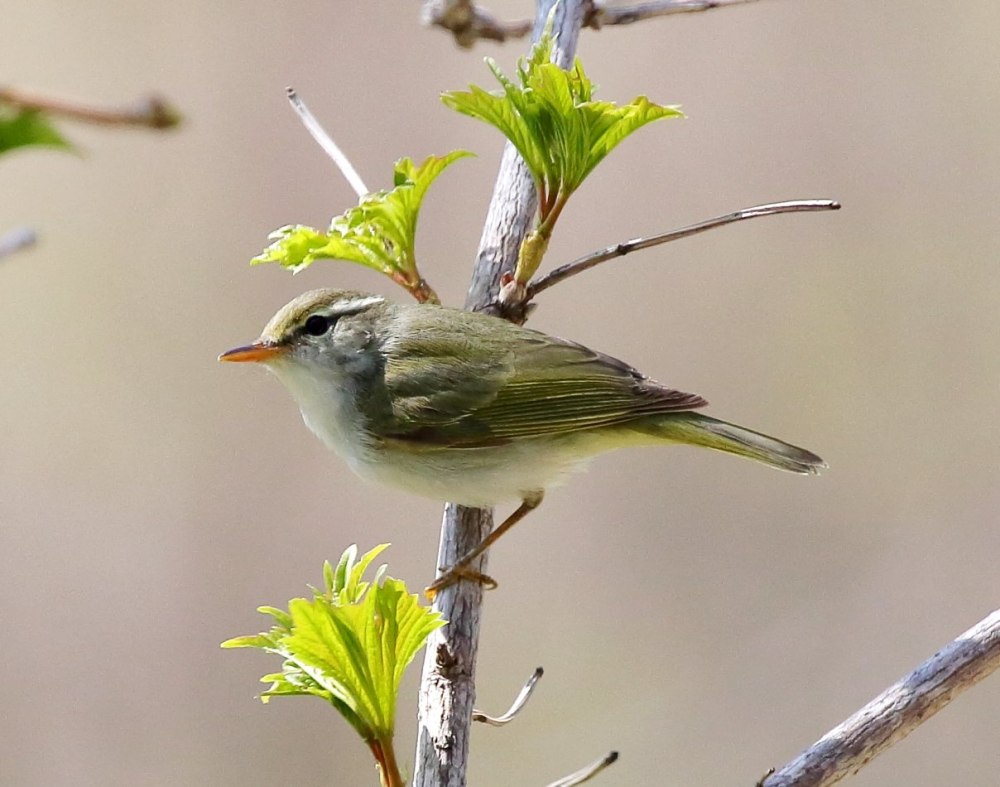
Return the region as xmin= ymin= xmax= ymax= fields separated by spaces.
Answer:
xmin=328 ymin=295 xmax=385 ymax=315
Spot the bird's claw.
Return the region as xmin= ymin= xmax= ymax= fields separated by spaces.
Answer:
xmin=425 ymin=565 xmax=498 ymax=601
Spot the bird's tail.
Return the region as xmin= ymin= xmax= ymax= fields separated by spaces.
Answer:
xmin=635 ymin=412 xmax=825 ymax=475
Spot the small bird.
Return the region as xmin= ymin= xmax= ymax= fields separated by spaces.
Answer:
xmin=221 ymin=288 xmax=823 ymax=592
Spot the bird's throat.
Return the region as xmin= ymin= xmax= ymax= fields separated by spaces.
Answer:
xmin=268 ymin=360 xmax=376 ymax=467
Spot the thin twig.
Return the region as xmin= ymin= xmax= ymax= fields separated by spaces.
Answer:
xmin=472 ymin=667 xmax=544 ymax=726
xmin=422 ymin=0 xmax=532 ymax=48
xmin=527 ymin=199 xmax=840 ymax=299
xmin=762 ymin=609 xmax=1000 ymax=787
xmin=285 ymin=87 xmax=369 ymax=199
xmin=585 ymin=0 xmax=761 ymax=28
xmin=0 ymin=87 xmax=180 ymax=129
xmin=0 ymin=227 xmax=37 ymax=260
xmin=545 ymin=751 xmax=619 ymax=787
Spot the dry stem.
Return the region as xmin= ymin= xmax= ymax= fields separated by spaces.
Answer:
xmin=762 ymin=609 xmax=1000 ymax=787
xmin=0 ymin=87 xmax=180 ymax=129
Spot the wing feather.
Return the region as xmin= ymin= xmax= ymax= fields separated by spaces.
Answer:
xmin=377 ymin=306 xmax=705 ymax=446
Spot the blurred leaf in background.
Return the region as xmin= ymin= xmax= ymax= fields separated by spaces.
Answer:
xmin=0 ymin=108 xmax=73 ymax=157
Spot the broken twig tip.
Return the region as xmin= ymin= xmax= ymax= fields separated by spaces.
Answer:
xmin=545 ymin=749 xmax=620 ymax=787
xmin=284 ymin=88 xmax=369 ymax=199
xmin=472 ymin=665 xmax=545 ymax=726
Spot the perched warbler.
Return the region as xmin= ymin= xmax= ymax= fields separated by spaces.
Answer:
xmin=221 ymin=288 xmax=823 ymax=591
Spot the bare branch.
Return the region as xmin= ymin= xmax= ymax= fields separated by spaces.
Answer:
xmin=422 ymin=0 xmax=532 ymax=48
xmin=527 ymin=199 xmax=840 ymax=299
xmin=422 ymin=0 xmax=763 ymax=45
xmin=762 ymin=609 xmax=1000 ymax=787
xmin=413 ymin=2 xmax=588 ymax=785
xmin=0 ymin=227 xmax=37 ymax=260
xmin=545 ymin=751 xmax=619 ymax=787
xmin=285 ymin=88 xmax=368 ymax=199
xmin=472 ymin=667 xmax=544 ymax=726
xmin=585 ymin=0 xmax=762 ymax=29
xmin=0 ymin=86 xmax=180 ymax=129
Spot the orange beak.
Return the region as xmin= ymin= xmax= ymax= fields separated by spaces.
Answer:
xmin=218 ymin=342 xmax=286 ymax=363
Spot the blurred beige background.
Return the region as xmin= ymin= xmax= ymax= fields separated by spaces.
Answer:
xmin=3 ymin=1 xmax=999 ymax=785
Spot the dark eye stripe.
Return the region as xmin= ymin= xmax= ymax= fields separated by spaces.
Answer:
xmin=298 ymin=296 xmax=384 ymax=339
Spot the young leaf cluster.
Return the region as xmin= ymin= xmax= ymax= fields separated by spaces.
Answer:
xmin=252 ymin=151 xmax=471 ymax=303
xmin=222 ymin=544 xmax=446 ymax=748
xmin=442 ymin=33 xmax=682 ymax=240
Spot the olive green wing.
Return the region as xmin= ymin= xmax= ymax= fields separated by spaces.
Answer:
xmin=378 ymin=306 xmax=706 ymax=446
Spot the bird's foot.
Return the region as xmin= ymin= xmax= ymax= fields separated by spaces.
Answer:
xmin=425 ymin=565 xmax=498 ymax=601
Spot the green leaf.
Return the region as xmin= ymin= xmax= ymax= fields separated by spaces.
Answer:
xmin=337 ymin=543 xmax=389 ymax=605
xmin=442 ymin=34 xmax=682 ymax=209
xmin=223 ymin=545 xmax=446 ymax=744
xmin=0 ymin=108 xmax=74 ymax=156
xmin=251 ymin=151 xmax=471 ymax=296
xmin=220 ymin=634 xmax=273 ymax=649
xmin=257 ymin=605 xmax=294 ymax=630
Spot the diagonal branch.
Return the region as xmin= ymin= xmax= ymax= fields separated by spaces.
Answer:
xmin=527 ymin=199 xmax=840 ymax=299
xmin=762 ymin=609 xmax=1000 ymax=787
xmin=585 ymin=0 xmax=763 ymax=29
xmin=285 ymin=88 xmax=369 ymax=199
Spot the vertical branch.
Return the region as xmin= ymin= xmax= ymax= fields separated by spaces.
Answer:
xmin=412 ymin=2 xmax=587 ymax=785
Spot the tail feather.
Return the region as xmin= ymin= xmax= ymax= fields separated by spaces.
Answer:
xmin=639 ymin=413 xmax=825 ymax=475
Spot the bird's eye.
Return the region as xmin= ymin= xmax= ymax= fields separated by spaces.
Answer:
xmin=304 ymin=314 xmax=333 ymax=336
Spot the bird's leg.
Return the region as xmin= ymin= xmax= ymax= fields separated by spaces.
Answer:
xmin=425 ymin=491 xmax=543 ymax=599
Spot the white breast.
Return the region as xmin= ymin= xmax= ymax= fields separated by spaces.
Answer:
xmin=267 ymin=357 xmax=622 ymax=507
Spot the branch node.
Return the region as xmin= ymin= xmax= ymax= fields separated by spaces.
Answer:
xmin=422 ymin=0 xmax=532 ymax=48
xmin=434 ymin=642 xmax=458 ymax=671
xmin=498 ymin=274 xmax=528 ymax=307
